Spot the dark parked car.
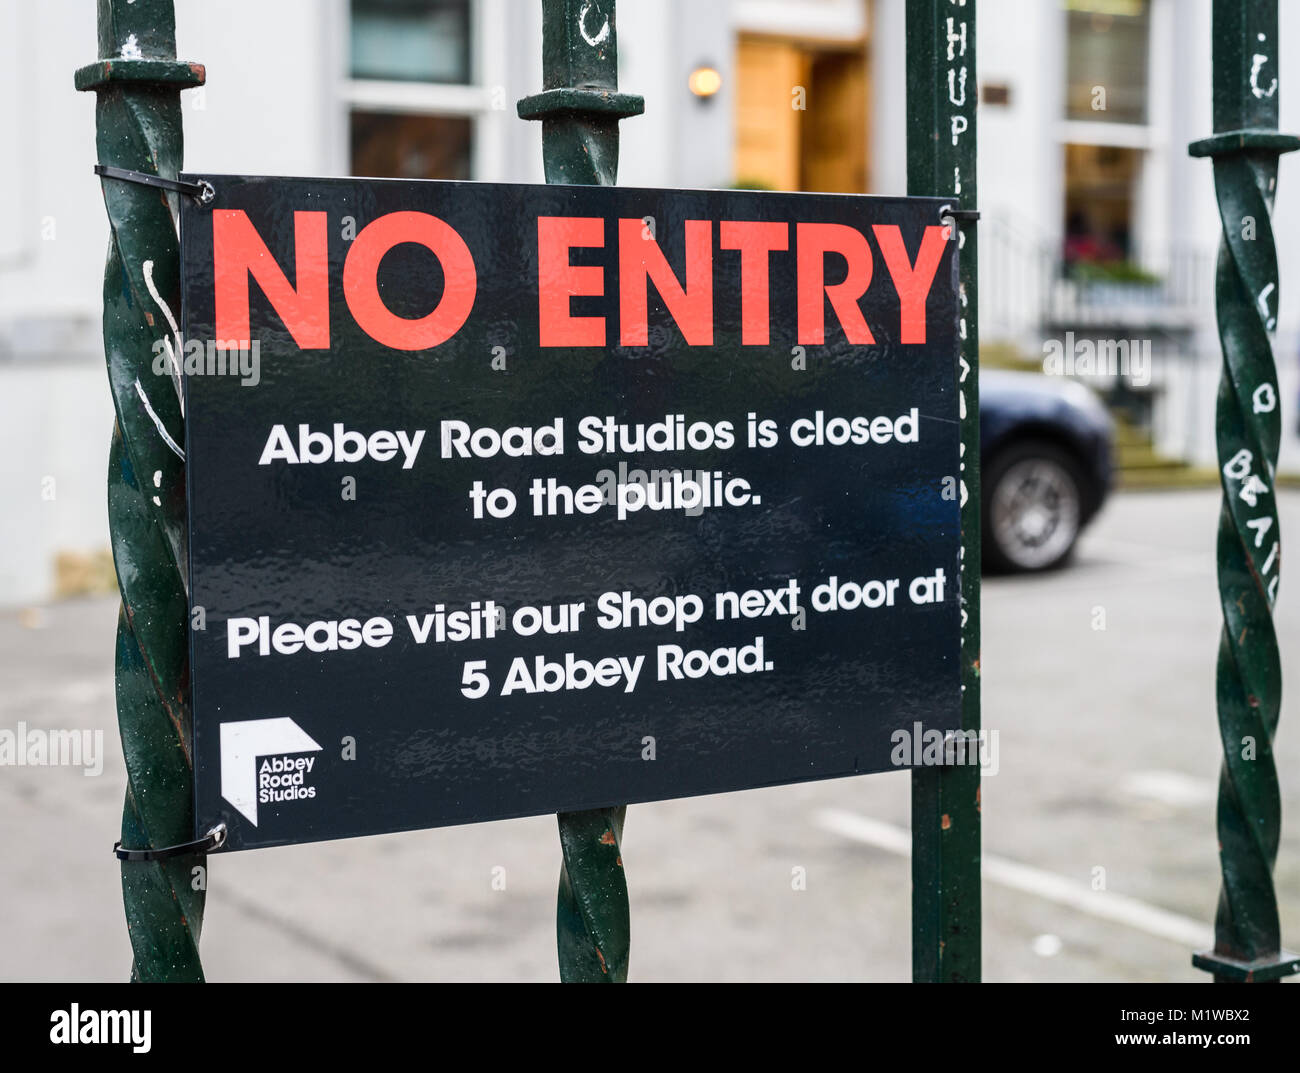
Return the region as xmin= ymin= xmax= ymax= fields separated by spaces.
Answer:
xmin=979 ymin=370 xmax=1114 ymax=573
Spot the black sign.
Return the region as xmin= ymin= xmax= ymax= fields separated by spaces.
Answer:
xmin=179 ymin=175 xmax=962 ymax=851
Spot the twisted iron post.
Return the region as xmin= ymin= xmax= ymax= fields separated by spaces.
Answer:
xmin=905 ymin=0 xmax=982 ymax=982
xmin=518 ymin=0 xmax=642 ymax=983
xmin=1189 ymin=0 xmax=1300 ymax=984
xmin=76 ymin=0 xmax=207 ymax=982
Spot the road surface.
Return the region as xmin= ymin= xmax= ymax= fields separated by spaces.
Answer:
xmin=2 ymin=489 xmax=1297 ymax=981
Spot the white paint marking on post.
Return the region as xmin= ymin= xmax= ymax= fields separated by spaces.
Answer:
xmin=1250 ymin=53 xmax=1277 ymax=99
xmin=133 ymin=378 xmax=185 ymax=460
xmin=1119 ymin=769 xmax=1216 ymax=808
xmin=813 ymin=808 xmax=1214 ymax=949
xmin=1258 ymin=280 xmax=1276 ymax=330
xmin=578 ymin=2 xmax=610 ymax=47
xmin=143 ymin=259 xmax=185 ymax=415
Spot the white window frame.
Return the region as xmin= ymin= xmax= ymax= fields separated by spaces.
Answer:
xmin=1054 ymin=0 xmax=1171 ymax=274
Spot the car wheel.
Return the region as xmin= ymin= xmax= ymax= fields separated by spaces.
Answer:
xmin=982 ymin=440 xmax=1086 ymax=573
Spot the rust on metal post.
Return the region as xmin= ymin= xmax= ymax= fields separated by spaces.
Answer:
xmin=76 ymin=0 xmax=207 ymax=982
xmin=518 ymin=0 xmax=642 ymax=982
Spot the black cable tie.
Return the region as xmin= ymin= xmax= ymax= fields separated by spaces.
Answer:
xmin=937 ymin=202 xmax=980 ymax=224
xmin=94 ymin=164 xmax=215 ymax=205
xmin=115 ymin=824 xmax=226 ymax=862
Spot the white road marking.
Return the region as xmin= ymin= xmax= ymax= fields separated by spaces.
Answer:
xmin=1120 ymin=770 xmax=1216 ymax=808
xmin=814 ymin=808 xmax=1214 ymax=949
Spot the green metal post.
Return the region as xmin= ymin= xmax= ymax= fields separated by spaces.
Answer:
xmin=1189 ymin=0 xmax=1300 ymax=984
xmin=518 ymin=0 xmax=642 ymax=983
xmin=905 ymin=0 xmax=982 ymax=983
xmin=76 ymin=0 xmax=207 ymax=981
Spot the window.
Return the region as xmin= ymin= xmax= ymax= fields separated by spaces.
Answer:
xmin=1064 ymin=0 xmax=1150 ymax=125
xmin=1062 ymin=143 xmax=1141 ymax=266
xmin=350 ymin=0 xmax=471 ymax=84
xmin=351 ymin=112 xmax=473 ymax=180
xmin=1060 ymin=0 xmax=1152 ymax=270
xmin=346 ymin=0 xmax=478 ymax=181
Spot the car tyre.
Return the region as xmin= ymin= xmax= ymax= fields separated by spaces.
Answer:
xmin=982 ymin=439 xmax=1087 ymax=573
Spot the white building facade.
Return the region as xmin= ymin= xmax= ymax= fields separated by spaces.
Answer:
xmin=2 ymin=0 xmax=1299 ymax=604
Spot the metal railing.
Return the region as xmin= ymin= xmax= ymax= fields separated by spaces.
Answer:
xmin=1188 ymin=0 xmax=1299 ymax=984
xmin=980 ymin=216 xmax=1213 ymax=342
xmin=75 ymin=0 xmax=1294 ymax=986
